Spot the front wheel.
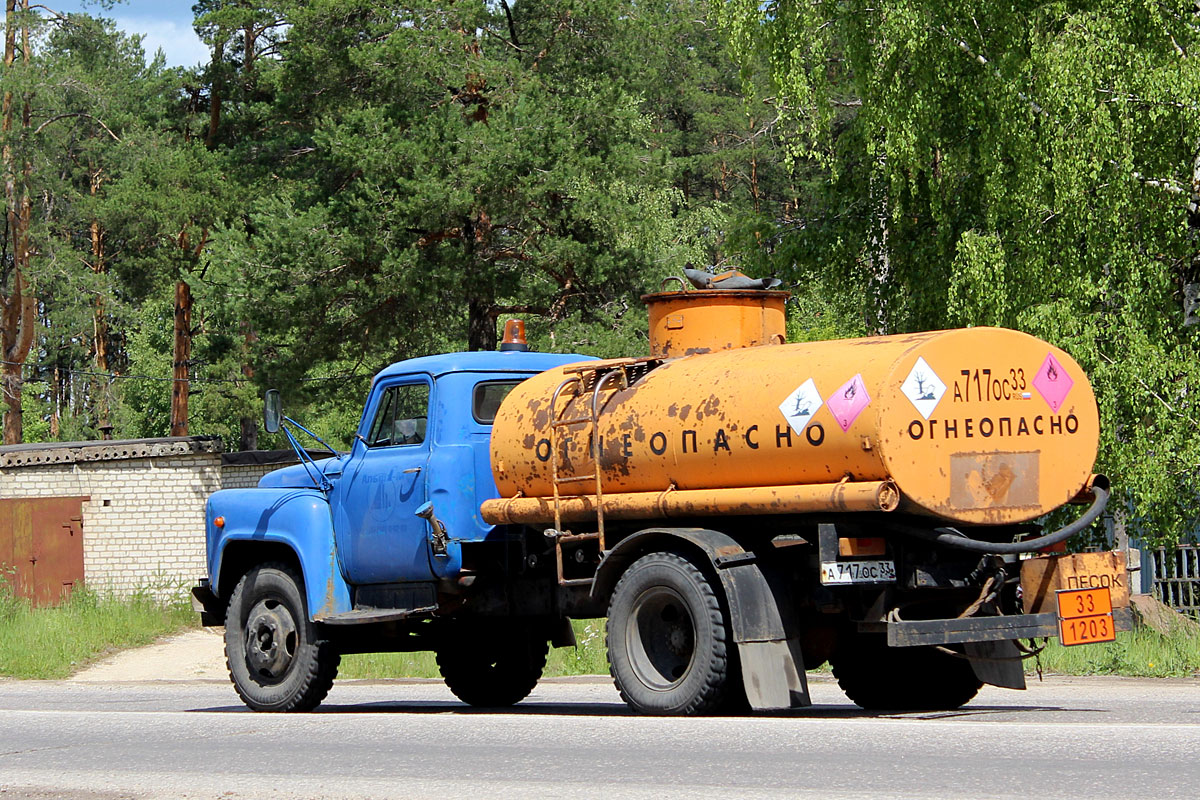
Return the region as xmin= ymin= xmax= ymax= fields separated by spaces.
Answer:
xmin=606 ymin=551 xmax=734 ymax=716
xmin=224 ymin=563 xmax=339 ymax=712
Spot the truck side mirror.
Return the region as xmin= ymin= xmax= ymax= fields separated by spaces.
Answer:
xmin=263 ymin=389 xmax=282 ymax=434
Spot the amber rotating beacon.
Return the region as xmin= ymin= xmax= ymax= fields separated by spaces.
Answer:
xmin=482 ymin=287 xmax=1100 ymax=528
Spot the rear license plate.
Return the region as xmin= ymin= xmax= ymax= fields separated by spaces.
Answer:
xmin=820 ymin=560 xmax=896 ymax=585
xmin=1056 ymin=586 xmax=1116 ymax=646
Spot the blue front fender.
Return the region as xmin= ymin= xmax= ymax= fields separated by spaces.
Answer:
xmin=206 ymin=488 xmax=352 ymax=620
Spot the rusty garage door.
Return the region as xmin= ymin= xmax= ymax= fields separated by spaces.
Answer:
xmin=0 ymin=497 xmax=88 ymax=606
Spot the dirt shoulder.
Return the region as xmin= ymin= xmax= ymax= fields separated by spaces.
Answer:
xmin=69 ymin=627 xmax=228 ymax=682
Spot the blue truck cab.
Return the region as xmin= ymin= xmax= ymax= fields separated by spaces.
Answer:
xmin=194 ymin=347 xmax=592 ymax=712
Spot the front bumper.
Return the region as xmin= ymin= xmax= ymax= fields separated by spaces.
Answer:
xmin=191 ymin=579 xmax=224 ymax=627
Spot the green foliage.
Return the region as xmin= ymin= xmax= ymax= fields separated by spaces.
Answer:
xmin=715 ymin=0 xmax=1200 ymax=545
xmin=8 ymin=0 xmax=1195 ymax=550
xmin=0 ymin=582 xmax=196 ymax=679
xmin=948 ymin=232 xmax=1011 ymax=328
xmin=5 ymin=1 xmax=795 ymax=451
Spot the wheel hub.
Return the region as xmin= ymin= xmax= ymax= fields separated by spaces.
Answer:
xmin=244 ymin=598 xmax=298 ymax=680
xmin=628 ymin=587 xmax=696 ymax=690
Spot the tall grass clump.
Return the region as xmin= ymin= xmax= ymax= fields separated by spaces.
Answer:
xmin=1031 ymin=624 xmax=1200 ymax=678
xmin=545 ymin=619 xmax=609 ymax=676
xmin=338 ymin=650 xmax=441 ymax=679
xmin=0 ymin=578 xmax=197 ymax=679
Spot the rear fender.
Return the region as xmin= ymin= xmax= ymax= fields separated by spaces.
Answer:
xmin=206 ymin=488 xmax=352 ymax=620
xmin=593 ymin=527 xmax=810 ymax=711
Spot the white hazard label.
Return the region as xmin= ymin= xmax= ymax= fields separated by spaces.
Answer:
xmin=779 ymin=378 xmax=824 ymax=434
xmin=901 ymin=356 xmax=946 ymax=420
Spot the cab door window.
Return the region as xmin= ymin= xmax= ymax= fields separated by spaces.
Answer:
xmin=365 ymin=383 xmax=430 ymax=447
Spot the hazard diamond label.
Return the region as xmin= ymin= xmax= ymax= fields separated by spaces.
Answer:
xmin=779 ymin=378 xmax=823 ymax=434
xmin=900 ymin=356 xmax=946 ymax=420
xmin=1033 ymin=352 xmax=1074 ymax=414
xmin=827 ymin=373 xmax=871 ymax=433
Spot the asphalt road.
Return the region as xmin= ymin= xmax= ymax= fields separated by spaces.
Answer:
xmin=1 ymin=674 xmax=1198 ymax=799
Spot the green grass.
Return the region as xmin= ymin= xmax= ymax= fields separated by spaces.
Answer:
xmin=1031 ymin=625 xmax=1200 ymax=678
xmin=0 ymin=580 xmax=197 ymax=679
xmin=339 ymin=618 xmax=611 ymax=680
xmin=338 ymin=651 xmax=442 ymax=680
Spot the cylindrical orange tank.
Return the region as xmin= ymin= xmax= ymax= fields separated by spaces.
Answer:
xmin=644 ymin=289 xmax=788 ymax=356
xmin=485 ymin=326 xmax=1099 ymax=526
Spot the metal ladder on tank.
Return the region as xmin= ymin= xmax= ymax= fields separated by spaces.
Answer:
xmin=546 ymin=359 xmax=638 ymax=586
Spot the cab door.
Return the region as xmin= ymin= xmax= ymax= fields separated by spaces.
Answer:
xmin=330 ymin=378 xmax=434 ymax=584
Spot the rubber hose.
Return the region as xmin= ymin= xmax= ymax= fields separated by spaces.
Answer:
xmin=901 ymin=478 xmax=1110 ymax=555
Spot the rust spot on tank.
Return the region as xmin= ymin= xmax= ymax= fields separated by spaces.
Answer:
xmin=523 ymin=434 xmax=536 ymax=449
xmin=667 ymin=404 xmax=678 ymax=418
xmin=696 ymin=394 xmax=721 ymax=422
xmin=678 ymin=404 xmax=691 ymax=421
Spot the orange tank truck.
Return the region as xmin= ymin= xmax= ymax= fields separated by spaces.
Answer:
xmin=485 ymin=305 xmax=1099 ymax=528
xmin=477 ymin=285 xmax=1126 ymax=717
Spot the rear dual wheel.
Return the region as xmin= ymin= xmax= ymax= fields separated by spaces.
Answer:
xmin=831 ymin=635 xmax=982 ymax=711
xmin=437 ymin=621 xmax=549 ymax=708
xmin=606 ymin=551 xmax=740 ymax=716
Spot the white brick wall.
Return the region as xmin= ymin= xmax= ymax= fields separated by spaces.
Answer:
xmin=0 ymin=439 xmax=295 ymax=599
xmin=222 ymin=464 xmax=273 ymax=489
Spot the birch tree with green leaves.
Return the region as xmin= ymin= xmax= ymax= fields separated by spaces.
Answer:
xmin=714 ymin=0 xmax=1200 ymax=544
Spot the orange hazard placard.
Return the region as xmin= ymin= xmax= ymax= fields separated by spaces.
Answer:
xmin=1056 ymin=587 xmax=1116 ymax=647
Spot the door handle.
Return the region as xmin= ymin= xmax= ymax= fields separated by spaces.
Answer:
xmin=402 ymin=467 xmax=422 ymax=474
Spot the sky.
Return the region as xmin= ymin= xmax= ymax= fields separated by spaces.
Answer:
xmin=52 ymin=1 xmax=209 ymax=69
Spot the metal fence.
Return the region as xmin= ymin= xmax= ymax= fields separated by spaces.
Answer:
xmin=1149 ymin=545 xmax=1200 ymax=618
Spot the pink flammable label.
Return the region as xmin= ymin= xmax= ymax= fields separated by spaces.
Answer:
xmin=1033 ymin=352 xmax=1074 ymax=413
xmin=827 ymin=373 xmax=871 ymax=433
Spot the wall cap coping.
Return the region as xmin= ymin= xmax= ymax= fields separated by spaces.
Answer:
xmin=0 ymin=436 xmax=223 ymax=468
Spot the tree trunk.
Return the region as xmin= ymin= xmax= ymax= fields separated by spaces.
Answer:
xmin=171 ymin=280 xmax=192 ymax=437
xmin=239 ymin=322 xmax=257 ymax=451
xmin=243 ymin=24 xmax=256 ymax=73
xmin=49 ymin=362 xmax=59 ymax=438
xmin=89 ymin=168 xmax=108 ymax=373
xmin=89 ymin=166 xmax=113 ymax=436
xmin=467 ymin=294 xmax=497 ymax=351
xmin=205 ymin=38 xmax=224 ymax=150
xmin=868 ymin=156 xmax=891 ymax=336
xmin=1 ymin=0 xmax=36 ymax=445
xmin=1 ymin=269 xmax=33 ymax=444
xmin=240 ymin=416 xmax=258 ymax=451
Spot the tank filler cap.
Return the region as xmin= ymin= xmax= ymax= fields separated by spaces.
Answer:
xmin=500 ymin=319 xmax=529 ymax=351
